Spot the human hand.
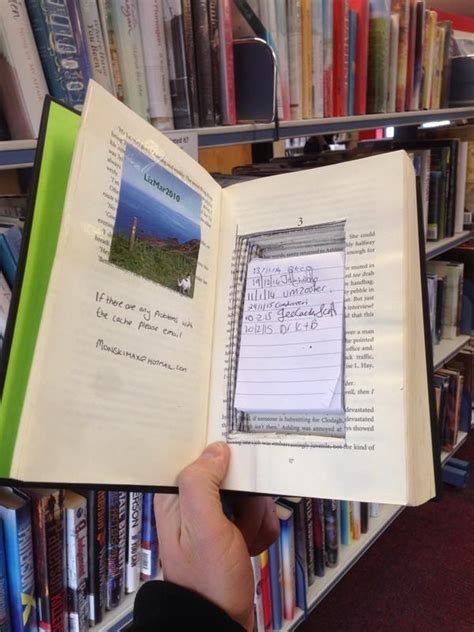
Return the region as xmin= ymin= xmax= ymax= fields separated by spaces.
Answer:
xmin=154 ymin=442 xmax=280 ymax=631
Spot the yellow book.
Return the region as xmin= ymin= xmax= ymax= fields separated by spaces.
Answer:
xmin=421 ymin=10 xmax=437 ymax=109
xmin=301 ymin=0 xmax=313 ymax=119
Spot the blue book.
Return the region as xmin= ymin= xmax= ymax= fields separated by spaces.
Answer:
xmin=442 ymin=464 xmax=468 ymax=488
xmin=25 ymin=0 xmax=88 ymax=110
xmin=3 ymin=228 xmax=22 ymax=265
xmin=348 ymin=9 xmax=358 ymax=116
xmin=0 ymin=491 xmax=36 ymax=632
xmin=268 ymin=540 xmax=283 ymax=630
xmin=0 ymin=521 xmax=11 ymax=632
xmin=340 ymin=500 xmax=351 ymax=545
xmin=140 ymin=493 xmax=158 ymax=582
xmin=0 ymin=237 xmax=16 ymax=289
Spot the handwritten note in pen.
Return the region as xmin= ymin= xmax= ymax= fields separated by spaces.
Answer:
xmin=235 ymin=251 xmax=345 ymax=414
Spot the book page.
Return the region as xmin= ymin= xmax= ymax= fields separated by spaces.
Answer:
xmin=207 ymin=151 xmax=419 ymax=504
xmin=234 ymin=252 xmax=344 ymax=414
xmin=14 ymin=83 xmax=221 ymax=485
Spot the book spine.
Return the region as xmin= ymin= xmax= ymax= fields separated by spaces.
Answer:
xmin=208 ymin=0 xmax=222 ymax=125
xmin=29 ymin=496 xmax=50 ymax=631
xmin=323 ymin=499 xmax=338 ymax=567
xmin=181 ymin=0 xmax=200 ymax=126
xmin=65 ymin=0 xmax=93 ymax=83
xmin=0 ymin=237 xmax=16 ymax=289
xmin=217 ymin=0 xmax=236 ymax=124
xmin=369 ymin=503 xmax=380 ymax=517
xmin=125 ymin=492 xmax=142 ymax=594
xmin=311 ymin=0 xmax=324 ymax=118
xmin=86 ymin=491 xmax=106 ymax=625
xmin=311 ymin=499 xmax=325 ymax=577
xmin=333 ymin=0 xmax=349 ymax=117
xmin=0 ymin=522 xmax=9 ymax=632
xmin=136 ymin=0 xmax=174 ymax=130
xmin=0 ymin=0 xmax=48 ymax=139
xmin=322 ymin=0 xmax=334 ymax=116
xmin=278 ymin=513 xmax=296 ymax=621
xmin=366 ymin=0 xmax=390 ymax=114
xmin=387 ymin=12 xmax=400 ymax=112
xmin=65 ymin=501 xmax=88 ymax=632
xmin=258 ymin=550 xmax=272 ymax=631
xmin=395 ymin=0 xmax=410 ymax=112
xmin=420 ymin=9 xmax=436 ymax=110
xmin=106 ymin=491 xmax=127 ymax=610
xmin=303 ymin=498 xmax=315 ymax=586
xmin=267 ymin=540 xmax=283 ymax=630
xmin=44 ymin=493 xmax=67 ymax=632
xmin=78 ymin=0 xmax=115 ymax=94
xmin=250 ymin=557 xmax=265 ymax=632
xmin=348 ymin=8 xmax=358 ymax=115
xmin=25 ymin=0 xmax=88 ymax=110
xmin=439 ymin=20 xmax=453 ymax=109
xmin=411 ymin=0 xmax=425 ymax=110
xmin=140 ymin=493 xmax=158 ymax=582
xmin=110 ymin=0 xmax=150 ymax=120
xmin=272 ymin=0 xmax=290 ymax=120
xmin=351 ymin=501 xmax=361 ymax=539
xmin=97 ymin=0 xmax=124 ymax=100
xmin=0 ymin=503 xmax=36 ymax=632
xmin=350 ymin=0 xmax=369 ymax=115
xmin=432 ymin=25 xmax=445 ymax=110
xmin=360 ymin=502 xmax=369 ymax=533
xmin=288 ymin=0 xmax=303 ymax=120
xmin=301 ymin=0 xmax=313 ymax=119
xmin=404 ymin=0 xmax=416 ymax=110
xmin=163 ymin=0 xmax=193 ymax=129
xmin=191 ymin=0 xmax=215 ymax=126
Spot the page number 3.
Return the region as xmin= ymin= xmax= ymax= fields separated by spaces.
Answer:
xmin=297 ymin=217 xmax=303 ymax=226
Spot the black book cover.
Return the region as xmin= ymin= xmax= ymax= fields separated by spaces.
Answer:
xmin=181 ymin=0 xmax=200 ymax=127
xmin=208 ymin=0 xmax=222 ymax=125
xmin=191 ymin=0 xmax=215 ymax=126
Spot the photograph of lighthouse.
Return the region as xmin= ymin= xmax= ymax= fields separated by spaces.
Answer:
xmin=109 ymin=143 xmax=202 ymax=298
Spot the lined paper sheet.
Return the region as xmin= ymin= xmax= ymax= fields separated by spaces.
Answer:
xmin=235 ymin=251 xmax=345 ymax=413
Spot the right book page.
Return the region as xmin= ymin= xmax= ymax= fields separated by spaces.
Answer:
xmin=207 ymin=150 xmax=435 ymax=505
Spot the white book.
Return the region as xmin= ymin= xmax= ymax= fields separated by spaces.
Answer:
xmin=125 ymin=491 xmax=143 ymax=593
xmin=64 ymin=491 xmax=88 ymax=632
xmin=0 ymin=81 xmax=436 ymax=507
xmin=0 ymin=272 xmax=11 ymax=338
xmin=311 ymin=0 xmax=324 ymax=118
xmin=288 ymin=0 xmax=303 ymax=120
xmin=78 ymin=0 xmax=115 ymax=94
xmin=250 ymin=556 xmax=266 ymax=632
xmin=110 ymin=0 xmax=150 ymax=120
xmin=387 ymin=13 xmax=400 ymax=113
xmin=0 ymin=0 xmax=48 ymax=139
xmin=137 ymin=0 xmax=174 ymax=131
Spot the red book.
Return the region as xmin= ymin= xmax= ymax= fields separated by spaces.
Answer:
xmin=333 ymin=0 xmax=350 ymax=117
xmin=217 ymin=0 xmax=236 ymax=124
xmin=349 ymin=0 xmax=369 ymax=114
xmin=259 ymin=551 xmax=272 ymax=631
xmin=405 ymin=0 xmax=417 ymax=110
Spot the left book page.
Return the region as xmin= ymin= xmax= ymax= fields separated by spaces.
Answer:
xmin=6 ymin=82 xmax=222 ymax=485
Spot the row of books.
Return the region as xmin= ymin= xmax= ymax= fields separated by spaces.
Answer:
xmin=0 ymin=488 xmax=159 ymax=632
xmin=435 ymin=344 xmax=473 ymax=454
xmin=0 ymin=1 xmax=472 ymax=141
xmin=426 ymin=258 xmax=465 ymax=346
xmin=251 ymin=497 xmax=381 ymax=631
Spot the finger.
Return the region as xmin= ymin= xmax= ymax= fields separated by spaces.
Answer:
xmin=154 ymin=492 xmax=180 ymax=551
xmin=177 ymin=442 xmax=230 ymax=536
xmin=232 ymin=496 xmax=280 ymax=556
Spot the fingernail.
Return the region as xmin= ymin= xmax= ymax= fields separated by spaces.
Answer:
xmin=201 ymin=442 xmax=227 ymax=460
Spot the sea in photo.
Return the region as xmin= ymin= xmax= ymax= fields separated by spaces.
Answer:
xmin=109 ymin=143 xmax=201 ymax=297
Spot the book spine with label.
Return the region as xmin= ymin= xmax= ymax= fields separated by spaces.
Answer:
xmin=125 ymin=492 xmax=142 ymax=594
xmin=348 ymin=8 xmax=358 ymax=115
xmin=97 ymin=0 xmax=124 ymax=100
xmin=259 ymin=550 xmax=272 ymax=631
xmin=288 ymin=0 xmax=303 ymax=120
xmin=311 ymin=499 xmax=325 ymax=577
xmin=411 ymin=0 xmax=425 ymax=110
xmin=65 ymin=497 xmax=88 ymax=632
xmin=217 ymin=0 xmax=236 ymax=124
xmin=110 ymin=0 xmax=149 ymax=120
xmin=322 ymin=0 xmax=334 ymax=116
xmin=65 ymin=0 xmax=93 ymax=82
xmin=366 ymin=0 xmax=390 ymax=114
xmin=420 ymin=9 xmax=437 ymax=110
xmin=323 ymin=499 xmax=338 ymax=567
xmin=191 ymin=0 xmax=215 ymax=126
xmin=44 ymin=492 xmax=67 ymax=632
xmin=267 ymin=540 xmax=283 ymax=631
xmin=387 ymin=12 xmax=400 ymax=112
xmin=207 ymin=0 xmax=221 ymax=126
xmin=163 ymin=0 xmax=193 ymax=129
xmin=25 ymin=0 xmax=88 ymax=110
xmin=181 ymin=0 xmax=200 ymax=126
xmin=393 ymin=0 xmax=410 ymax=112
xmin=78 ymin=0 xmax=115 ymax=94
xmin=278 ymin=509 xmax=295 ymax=621
xmin=136 ymin=0 xmax=174 ymax=130
xmin=0 ymin=523 xmax=10 ymax=632
xmin=140 ymin=493 xmax=158 ymax=582
xmin=311 ymin=0 xmax=324 ymax=118
xmin=301 ymin=0 xmax=313 ymax=119
xmin=349 ymin=0 xmax=369 ymax=115
xmin=303 ymin=498 xmax=315 ymax=586
xmin=0 ymin=0 xmax=48 ymax=139
xmin=106 ymin=492 xmax=127 ymax=610
xmin=84 ymin=491 xmax=106 ymax=625
xmin=333 ymin=0 xmax=349 ymax=117
xmin=0 ymin=501 xmax=36 ymax=632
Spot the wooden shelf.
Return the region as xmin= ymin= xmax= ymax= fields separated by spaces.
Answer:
xmin=433 ymin=335 xmax=471 ymax=370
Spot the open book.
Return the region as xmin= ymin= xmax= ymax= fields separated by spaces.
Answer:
xmin=0 ymin=82 xmax=436 ymax=505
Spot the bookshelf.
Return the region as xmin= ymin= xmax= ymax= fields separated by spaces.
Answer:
xmin=426 ymin=231 xmax=473 ymax=260
xmin=1 ymin=107 xmax=474 ymax=169
xmin=433 ymin=335 xmax=471 ymax=370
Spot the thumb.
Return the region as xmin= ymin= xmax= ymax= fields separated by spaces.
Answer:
xmin=177 ymin=442 xmax=230 ymax=534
